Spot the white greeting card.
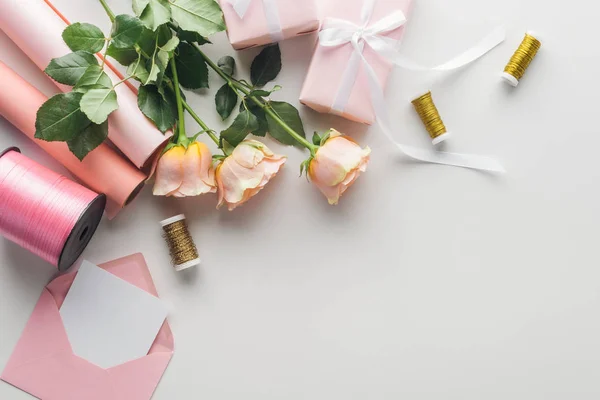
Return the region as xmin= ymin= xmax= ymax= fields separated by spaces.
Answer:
xmin=59 ymin=261 xmax=168 ymax=369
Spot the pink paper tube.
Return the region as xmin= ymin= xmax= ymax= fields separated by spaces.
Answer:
xmin=0 ymin=0 xmax=170 ymax=169
xmin=300 ymin=0 xmax=412 ymax=125
xmin=0 ymin=61 xmax=147 ymax=218
xmin=219 ymin=0 xmax=320 ymax=50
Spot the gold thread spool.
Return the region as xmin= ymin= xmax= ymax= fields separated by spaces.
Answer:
xmin=502 ymin=32 xmax=541 ymax=87
xmin=411 ymin=91 xmax=451 ymax=145
xmin=160 ymin=214 xmax=200 ymax=272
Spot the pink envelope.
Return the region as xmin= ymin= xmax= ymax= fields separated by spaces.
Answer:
xmin=1 ymin=254 xmax=174 ymax=400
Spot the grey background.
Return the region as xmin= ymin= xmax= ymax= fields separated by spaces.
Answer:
xmin=1 ymin=0 xmax=599 ymax=398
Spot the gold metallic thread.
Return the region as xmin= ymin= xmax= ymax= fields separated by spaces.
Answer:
xmin=162 ymin=218 xmax=199 ymax=267
xmin=411 ymin=92 xmax=447 ymax=140
xmin=504 ymin=33 xmax=541 ymax=82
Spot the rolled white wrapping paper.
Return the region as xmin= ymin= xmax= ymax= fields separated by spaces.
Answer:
xmin=0 ymin=0 xmax=170 ymax=169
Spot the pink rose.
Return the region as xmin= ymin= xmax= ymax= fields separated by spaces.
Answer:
xmin=153 ymin=142 xmax=216 ymax=197
xmin=308 ymin=130 xmax=371 ymax=205
xmin=216 ymin=140 xmax=286 ymax=211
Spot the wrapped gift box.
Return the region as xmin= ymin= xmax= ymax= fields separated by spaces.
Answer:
xmin=219 ymin=0 xmax=320 ymax=50
xmin=300 ymin=0 xmax=413 ymax=124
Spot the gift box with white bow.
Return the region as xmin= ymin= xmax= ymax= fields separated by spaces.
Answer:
xmin=219 ymin=0 xmax=320 ymax=50
xmin=299 ymin=0 xmax=412 ymax=124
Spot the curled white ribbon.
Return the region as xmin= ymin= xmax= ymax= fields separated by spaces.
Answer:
xmin=319 ymin=0 xmax=506 ymax=173
xmin=228 ymin=0 xmax=284 ymax=43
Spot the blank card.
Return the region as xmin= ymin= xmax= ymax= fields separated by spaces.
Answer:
xmin=59 ymin=261 xmax=169 ymax=369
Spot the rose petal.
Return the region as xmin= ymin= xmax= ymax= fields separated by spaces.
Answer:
xmin=218 ymin=156 xmax=265 ymax=205
xmin=153 ymin=146 xmax=185 ymax=196
xmin=232 ymin=142 xmax=265 ymax=169
xmin=216 ymin=143 xmax=287 ymax=211
xmin=178 ymin=142 xmax=216 ymax=196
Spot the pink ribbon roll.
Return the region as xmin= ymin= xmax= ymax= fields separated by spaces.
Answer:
xmin=0 ymin=61 xmax=146 ymax=219
xmin=0 ymin=148 xmax=105 ymax=271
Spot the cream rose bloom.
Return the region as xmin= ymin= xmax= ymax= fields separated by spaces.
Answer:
xmin=153 ymin=142 xmax=216 ymax=197
xmin=216 ymin=140 xmax=286 ymax=210
xmin=308 ymin=130 xmax=371 ymax=205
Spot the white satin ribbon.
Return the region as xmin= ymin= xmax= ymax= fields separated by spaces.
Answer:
xmin=319 ymin=0 xmax=506 ymax=173
xmin=228 ymin=0 xmax=284 ymax=43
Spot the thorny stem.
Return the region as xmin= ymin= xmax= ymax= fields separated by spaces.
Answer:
xmin=191 ymin=45 xmax=317 ymax=155
xmin=98 ymin=0 xmax=115 ymax=23
xmin=181 ymin=100 xmax=220 ymax=146
xmin=169 ymin=58 xmax=187 ymax=143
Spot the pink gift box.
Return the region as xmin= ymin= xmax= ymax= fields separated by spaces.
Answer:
xmin=300 ymin=0 xmax=413 ymax=125
xmin=219 ymin=0 xmax=320 ymax=50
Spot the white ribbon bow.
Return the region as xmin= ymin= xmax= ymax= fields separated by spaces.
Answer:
xmin=228 ymin=0 xmax=284 ymax=42
xmin=319 ymin=0 xmax=506 ymax=172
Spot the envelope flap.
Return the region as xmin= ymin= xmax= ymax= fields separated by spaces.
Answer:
xmin=99 ymin=253 xmax=159 ymax=296
xmin=1 ymin=289 xmax=72 ymax=380
xmin=46 ymin=253 xmax=158 ymax=308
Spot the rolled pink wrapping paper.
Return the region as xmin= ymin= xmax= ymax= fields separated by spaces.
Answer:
xmin=299 ymin=0 xmax=412 ymax=125
xmin=0 ymin=0 xmax=170 ymax=169
xmin=219 ymin=0 xmax=320 ymax=50
xmin=0 ymin=61 xmax=147 ymax=219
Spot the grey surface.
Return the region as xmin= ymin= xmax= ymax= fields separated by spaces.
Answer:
xmin=1 ymin=0 xmax=599 ymax=399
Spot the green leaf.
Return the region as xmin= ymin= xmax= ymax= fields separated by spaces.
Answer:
xmin=161 ymin=36 xmax=180 ymax=52
xmin=248 ymin=90 xmax=270 ymax=98
xmin=35 ymin=92 xmax=90 ymax=142
xmin=137 ymin=27 xmax=160 ymax=55
xmin=245 ymin=102 xmax=268 ymax=137
xmin=138 ymin=85 xmax=177 ymax=133
xmin=173 ymin=42 xmax=208 ymax=89
xmin=127 ymin=55 xmax=150 ymax=83
xmin=217 ymin=56 xmax=235 ymax=76
xmin=132 ymin=0 xmax=150 ymax=15
xmin=250 ymin=45 xmax=281 ymax=87
xmin=215 ymin=84 xmax=237 ymax=120
xmin=266 ymin=101 xmax=305 ymax=146
xmin=106 ymin=44 xmax=138 ymax=66
xmin=312 ymin=132 xmax=321 ymax=146
xmin=62 ymin=23 xmax=106 ymax=53
xmin=221 ymin=139 xmax=235 ymax=155
xmin=178 ymin=29 xmax=211 ymax=45
xmin=139 ymin=0 xmax=172 ymax=31
xmin=145 ymin=56 xmax=163 ymax=85
xmin=111 ymin=15 xmax=144 ymax=49
xmin=299 ymin=157 xmax=312 ymax=177
xmin=319 ymin=130 xmax=331 ymax=146
xmin=170 ymin=0 xmax=226 ymax=37
xmin=74 ymin=65 xmax=113 ymax=92
xmin=44 ymin=51 xmax=98 ymax=86
xmin=248 ymin=85 xmax=281 ymax=98
xmin=67 ymin=121 xmax=109 ymax=160
xmin=80 ymin=88 xmax=119 ymax=124
xmin=220 ymin=110 xmax=259 ymax=147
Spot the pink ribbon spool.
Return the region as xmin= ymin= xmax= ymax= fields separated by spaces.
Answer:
xmin=0 ymin=148 xmax=105 ymax=271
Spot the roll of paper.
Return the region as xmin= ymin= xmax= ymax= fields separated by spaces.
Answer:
xmin=0 ymin=0 xmax=170 ymax=169
xmin=0 ymin=61 xmax=146 ymax=219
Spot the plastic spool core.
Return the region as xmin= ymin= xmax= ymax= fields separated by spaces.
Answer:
xmin=160 ymin=214 xmax=201 ymax=271
xmin=432 ymin=131 xmax=451 ymax=146
xmin=58 ymin=193 xmax=106 ymax=272
xmin=501 ymin=72 xmax=519 ymax=87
